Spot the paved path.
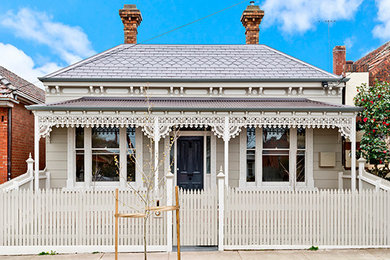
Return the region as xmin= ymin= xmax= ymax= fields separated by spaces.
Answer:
xmin=0 ymin=250 xmax=390 ymax=260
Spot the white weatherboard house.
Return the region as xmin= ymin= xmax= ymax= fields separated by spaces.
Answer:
xmin=29 ymin=3 xmax=361 ymax=192
xmin=3 ymin=3 xmax=390 ymax=255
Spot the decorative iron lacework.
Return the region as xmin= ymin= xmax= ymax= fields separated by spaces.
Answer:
xmin=35 ymin=112 xmax=355 ymax=139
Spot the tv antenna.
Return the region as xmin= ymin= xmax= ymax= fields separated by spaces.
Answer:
xmin=322 ymin=20 xmax=336 ymax=72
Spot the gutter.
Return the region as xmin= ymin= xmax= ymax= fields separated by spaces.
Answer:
xmin=27 ymin=105 xmax=362 ymax=113
xmin=38 ymin=77 xmax=348 ymax=83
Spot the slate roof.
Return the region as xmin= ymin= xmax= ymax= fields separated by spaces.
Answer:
xmin=0 ymin=66 xmax=45 ymax=103
xmin=29 ymin=97 xmax=360 ymax=112
xmin=41 ymin=44 xmax=340 ymax=82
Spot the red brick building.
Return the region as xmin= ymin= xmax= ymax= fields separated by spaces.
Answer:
xmin=333 ymin=41 xmax=390 ymax=86
xmin=0 ymin=66 xmax=45 ymax=184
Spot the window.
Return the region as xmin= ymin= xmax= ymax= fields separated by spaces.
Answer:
xmin=262 ymin=128 xmax=290 ymax=182
xmin=92 ymin=127 xmax=120 ymax=182
xmin=297 ymin=128 xmax=306 ymax=182
xmin=75 ymin=128 xmax=84 ymax=182
xmin=126 ymin=128 xmax=136 ymax=182
xmin=247 ymin=128 xmax=256 ymax=182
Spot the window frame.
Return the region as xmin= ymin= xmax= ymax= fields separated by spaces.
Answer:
xmin=239 ymin=127 xmax=314 ymax=190
xmin=67 ymin=127 xmax=142 ymax=189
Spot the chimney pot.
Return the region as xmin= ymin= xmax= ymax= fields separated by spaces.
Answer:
xmin=241 ymin=2 xmax=264 ymax=44
xmin=119 ymin=4 xmax=142 ymax=44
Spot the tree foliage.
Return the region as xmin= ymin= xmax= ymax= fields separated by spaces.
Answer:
xmin=354 ymin=81 xmax=390 ymax=178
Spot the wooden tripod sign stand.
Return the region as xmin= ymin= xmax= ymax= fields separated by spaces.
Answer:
xmin=114 ymin=186 xmax=181 ymax=260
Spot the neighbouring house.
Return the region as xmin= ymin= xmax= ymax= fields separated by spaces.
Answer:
xmin=333 ymin=43 xmax=390 ymax=168
xmin=0 ymin=66 xmax=45 ymax=184
xmin=26 ymin=3 xmax=361 ymax=191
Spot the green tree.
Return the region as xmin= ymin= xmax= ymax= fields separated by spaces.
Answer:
xmin=354 ymin=81 xmax=390 ymax=178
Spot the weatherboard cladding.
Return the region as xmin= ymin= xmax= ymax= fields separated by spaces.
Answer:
xmin=42 ymin=44 xmax=339 ymax=81
xmin=30 ymin=97 xmax=359 ymax=112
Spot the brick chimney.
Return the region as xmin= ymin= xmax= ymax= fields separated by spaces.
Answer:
xmin=241 ymin=1 xmax=264 ymax=44
xmin=333 ymin=46 xmax=346 ymax=75
xmin=119 ymin=4 xmax=142 ymax=44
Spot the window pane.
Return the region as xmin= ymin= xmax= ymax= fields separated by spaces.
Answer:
xmin=206 ymin=136 xmax=211 ymax=174
xmin=92 ymin=153 xmax=119 ymax=182
xmin=262 ymin=155 xmax=289 ymax=182
xmin=247 ymin=150 xmax=255 ymax=182
xmin=297 ymin=128 xmax=306 ymax=149
xmin=297 ymin=152 xmax=305 ymax=182
xmin=247 ymin=128 xmax=256 ymax=182
xmin=92 ymin=127 xmax=119 ymax=148
xmin=126 ymin=128 xmax=136 ymax=149
xmin=247 ymin=128 xmax=256 ymax=149
xmin=263 ymin=128 xmax=289 ymax=149
xmin=76 ymin=151 xmax=84 ymax=182
xmin=76 ymin=128 xmax=84 ymax=148
xmin=127 ymin=150 xmax=136 ymax=182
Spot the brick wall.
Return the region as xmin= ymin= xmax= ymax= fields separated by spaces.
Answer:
xmin=11 ymin=102 xmax=46 ymax=179
xmin=0 ymin=108 xmax=8 ymax=184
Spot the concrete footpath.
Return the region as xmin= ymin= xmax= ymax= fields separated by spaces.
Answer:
xmin=0 ymin=250 xmax=390 ymax=260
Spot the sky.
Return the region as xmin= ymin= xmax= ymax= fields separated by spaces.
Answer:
xmin=0 ymin=0 xmax=389 ymax=88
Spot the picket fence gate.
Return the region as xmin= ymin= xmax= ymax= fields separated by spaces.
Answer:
xmin=1 ymin=186 xmax=390 ymax=255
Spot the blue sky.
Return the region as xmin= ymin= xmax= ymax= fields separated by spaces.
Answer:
xmin=0 ymin=0 xmax=389 ymax=88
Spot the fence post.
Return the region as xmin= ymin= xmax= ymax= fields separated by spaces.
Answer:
xmin=26 ymin=153 xmax=34 ymax=190
xmin=217 ymin=166 xmax=225 ymax=251
xmin=358 ymin=157 xmax=366 ymax=191
xmin=338 ymin=172 xmax=344 ymax=190
xmin=166 ymin=172 xmax=174 ymax=252
xmin=375 ymin=179 xmax=381 ymax=192
xmin=45 ymin=171 xmax=51 ymax=190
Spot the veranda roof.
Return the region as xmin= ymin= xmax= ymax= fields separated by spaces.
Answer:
xmin=28 ymin=96 xmax=361 ymax=112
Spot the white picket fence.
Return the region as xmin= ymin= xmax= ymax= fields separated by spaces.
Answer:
xmin=1 ymin=181 xmax=390 ymax=254
xmin=223 ymin=188 xmax=390 ymax=249
xmin=0 ymin=189 xmax=167 ymax=254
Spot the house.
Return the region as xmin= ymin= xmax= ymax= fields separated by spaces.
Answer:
xmin=333 ymin=43 xmax=390 ymax=168
xmin=3 ymin=3 xmax=390 ymax=255
xmin=0 ymin=66 xmax=45 ymax=184
xmin=27 ymin=3 xmax=360 ymax=192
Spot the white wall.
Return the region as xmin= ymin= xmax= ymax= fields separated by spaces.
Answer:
xmin=46 ymin=127 xmax=67 ymax=188
xmin=345 ymin=72 xmax=369 ymax=106
xmin=313 ymin=128 xmax=344 ymax=189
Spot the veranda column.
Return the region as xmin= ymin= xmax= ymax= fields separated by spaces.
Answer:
xmin=154 ymin=117 xmax=160 ymax=191
xmin=223 ymin=116 xmax=230 ymax=187
xmin=351 ymin=115 xmax=357 ymax=191
xmin=34 ymin=114 xmax=40 ymax=191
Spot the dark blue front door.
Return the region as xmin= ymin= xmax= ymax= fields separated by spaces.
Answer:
xmin=177 ymin=136 xmax=204 ymax=190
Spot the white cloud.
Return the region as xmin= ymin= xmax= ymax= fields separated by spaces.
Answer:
xmin=373 ymin=0 xmax=390 ymax=40
xmin=344 ymin=36 xmax=355 ymax=49
xmin=262 ymin=0 xmax=363 ymax=34
xmin=0 ymin=43 xmax=61 ymax=89
xmin=1 ymin=8 xmax=95 ymax=64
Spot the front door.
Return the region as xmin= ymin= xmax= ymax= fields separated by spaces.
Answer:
xmin=177 ymin=136 xmax=204 ymax=190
